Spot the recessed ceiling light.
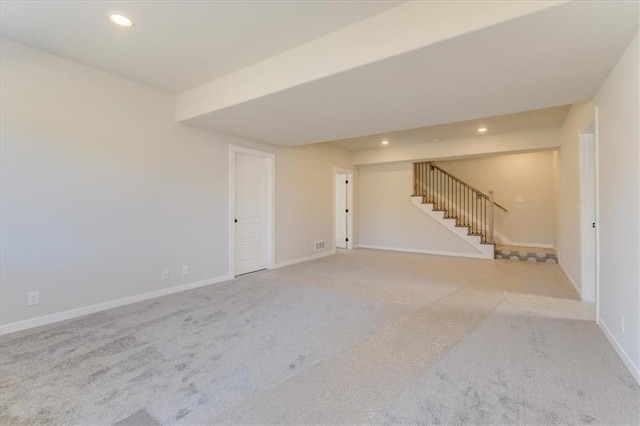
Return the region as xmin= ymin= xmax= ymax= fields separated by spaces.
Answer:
xmin=477 ymin=127 xmax=488 ymax=133
xmin=109 ymin=12 xmax=133 ymax=27
xmin=381 ymin=140 xmax=389 ymax=145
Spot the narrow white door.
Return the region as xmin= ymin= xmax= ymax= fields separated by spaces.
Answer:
xmin=580 ymin=128 xmax=597 ymax=302
xmin=335 ymin=173 xmax=348 ymax=249
xmin=235 ymin=154 xmax=267 ymax=275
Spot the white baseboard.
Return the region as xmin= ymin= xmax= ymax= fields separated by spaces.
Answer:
xmin=508 ymin=242 xmax=556 ymax=249
xmin=0 ymin=275 xmax=230 ymax=336
xmin=598 ymin=317 xmax=640 ymax=386
xmin=558 ymin=261 xmax=582 ymax=299
xmin=274 ymin=250 xmax=335 ymax=268
xmin=357 ymin=244 xmax=490 ymax=260
xmin=493 ymin=231 xmax=555 ymax=249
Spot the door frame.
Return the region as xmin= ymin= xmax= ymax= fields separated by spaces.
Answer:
xmin=333 ymin=167 xmax=354 ymax=250
xmin=578 ymin=111 xmax=600 ymax=308
xmin=229 ymin=145 xmax=275 ymax=278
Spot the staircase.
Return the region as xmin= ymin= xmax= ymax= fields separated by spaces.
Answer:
xmin=411 ymin=161 xmax=508 ymax=259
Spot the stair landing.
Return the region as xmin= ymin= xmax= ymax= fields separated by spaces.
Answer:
xmin=495 ymin=245 xmax=557 ymax=264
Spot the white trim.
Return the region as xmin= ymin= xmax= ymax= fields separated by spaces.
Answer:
xmin=0 ymin=275 xmax=230 ymax=336
xmin=357 ymin=244 xmax=491 ymax=260
xmin=410 ymin=196 xmax=494 ymax=259
xmin=333 ymin=167 xmax=354 ymax=250
xmin=274 ymin=250 xmax=336 ymax=268
xmin=558 ymin=260 xmax=581 ymax=298
xmin=598 ymin=318 xmax=640 ymax=386
xmin=229 ymin=145 xmax=275 ymax=278
xmin=505 ymin=242 xmax=556 ymax=249
xmin=594 ymin=107 xmax=601 ymax=321
xmin=578 ymin=120 xmax=598 ymax=303
xmin=493 ymin=231 xmax=555 ymax=249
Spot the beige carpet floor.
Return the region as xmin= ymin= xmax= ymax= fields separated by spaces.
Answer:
xmin=1 ymin=248 xmax=638 ymax=425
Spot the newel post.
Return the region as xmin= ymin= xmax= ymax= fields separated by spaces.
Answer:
xmin=488 ymin=190 xmax=495 ymax=244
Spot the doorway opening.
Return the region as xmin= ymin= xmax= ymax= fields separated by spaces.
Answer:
xmin=579 ymin=120 xmax=598 ymax=303
xmin=334 ymin=168 xmax=354 ymax=250
xmin=229 ymin=146 xmax=274 ymax=277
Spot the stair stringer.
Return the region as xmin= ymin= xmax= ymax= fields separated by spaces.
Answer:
xmin=410 ymin=196 xmax=494 ymax=259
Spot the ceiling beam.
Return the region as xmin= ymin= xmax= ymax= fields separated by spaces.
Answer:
xmin=176 ymin=1 xmax=566 ymax=123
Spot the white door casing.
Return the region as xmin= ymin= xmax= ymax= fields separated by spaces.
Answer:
xmin=335 ymin=173 xmax=347 ymax=249
xmin=579 ymin=122 xmax=597 ymax=303
xmin=229 ymin=146 xmax=274 ymax=277
xmin=333 ymin=168 xmax=353 ymax=250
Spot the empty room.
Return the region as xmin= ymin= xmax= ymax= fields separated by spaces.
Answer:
xmin=1 ymin=1 xmax=639 ymax=425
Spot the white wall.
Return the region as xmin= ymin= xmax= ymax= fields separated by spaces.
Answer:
xmin=0 ymin=39 xmax=350 ymax=329
xmin=556 ymin=102 xmax=595 ymax=290
xmin=0 ymin=39 xmax=263 ymax=326
xmin=358 ymin=162 xmax=478 ymax=255
xmin=274 ymin=144 xmax=353 ymax=264
xmin=593 ymin=33 xmax=639 ymax=379
xmin=439 ymin=151 xmax=557 ymax=246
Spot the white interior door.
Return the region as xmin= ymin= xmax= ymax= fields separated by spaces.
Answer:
xmin=335 ymin=173 xmax=347 ymax=249
xmin=580 ymin=126 xmax=597 ymax=302
xmin=235 ymin=154 xmax=267 ymax=275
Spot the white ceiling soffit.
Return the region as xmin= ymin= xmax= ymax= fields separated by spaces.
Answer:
xmin=0 ymin=1 xmax=402 ymax=92
xmin=177 ymin=1 xmax=563 ymax=120
xmin=329 ymin=105 xmax=571 ymax=152
xmin=179 ymin=1 xmax=639 ymax=146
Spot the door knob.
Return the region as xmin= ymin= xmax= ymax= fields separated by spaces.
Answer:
xmin=234 ymin=219 xmax=238 ymax=223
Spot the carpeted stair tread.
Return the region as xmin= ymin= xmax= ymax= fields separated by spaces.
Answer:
xmin=495 ymin=245 xmax=558 ymax=264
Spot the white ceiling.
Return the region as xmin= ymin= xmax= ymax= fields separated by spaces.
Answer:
xmin=329 ymin=106 xmax=570 ymax=152
xmin=1 ymin=1 xmax=638 ymax=147
xmin=181 ymin=1 xmax=638 ymax=146
xmin=0 ymin=1 xmax=401 ymax=92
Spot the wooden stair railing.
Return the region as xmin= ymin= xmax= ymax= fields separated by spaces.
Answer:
xmin=412 ymin=162 xmax=507 ymax=244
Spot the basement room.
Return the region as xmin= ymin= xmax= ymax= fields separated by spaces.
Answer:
xmin=1 ymin=1 xmax=639 ymax=425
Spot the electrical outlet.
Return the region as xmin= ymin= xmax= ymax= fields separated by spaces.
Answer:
xmin=161 ymin=269 xmax=169 ymax=280
xmin=27 ymin=291 xmax=39 ymax=306
xmin=182 ymin=265 xmax=190 ymax=275
xmin=621 ymin=316 xmax=625 ymax=334
xmin=303 ymin=244 xmax=307 ymax=252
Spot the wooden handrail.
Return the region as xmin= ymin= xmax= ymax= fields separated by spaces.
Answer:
xmin=427 ymin=162 xmax=508 ymax=212
xmin=412 ymin=161 xmax=508 ymax=245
